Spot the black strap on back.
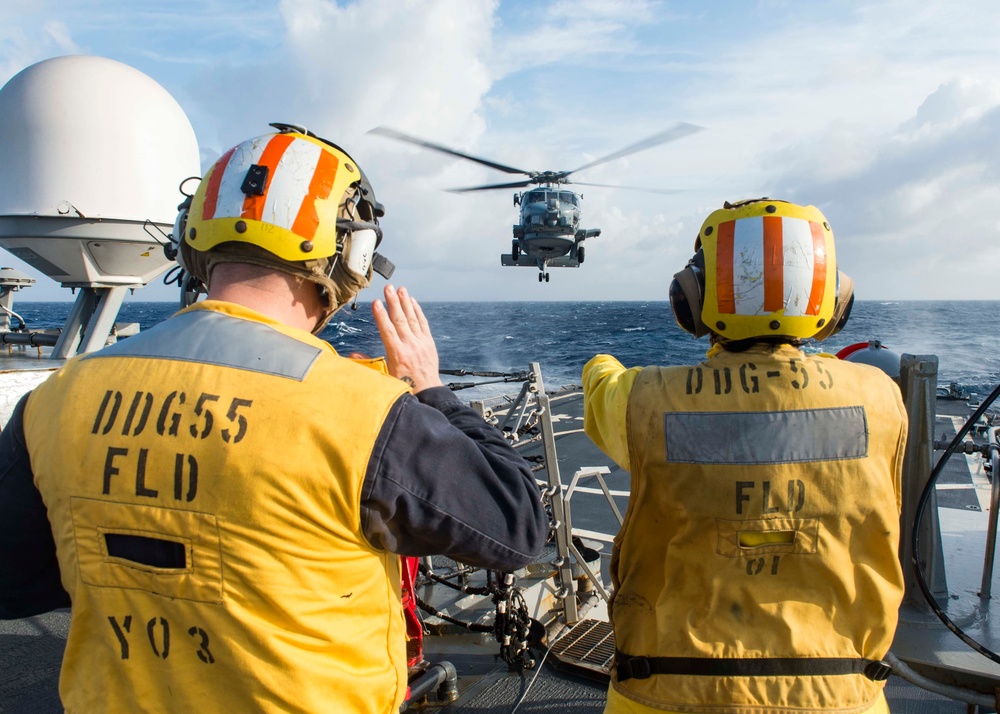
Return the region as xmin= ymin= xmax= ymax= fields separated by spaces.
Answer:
xmin=615 ymin=650 xmax=892 ymax=683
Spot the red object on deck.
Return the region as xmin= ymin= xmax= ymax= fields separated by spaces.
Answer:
xmin=835 ymin=341 xmax=870 ymax=360
xmin=401 ymin=556 xmax=424 ymax=668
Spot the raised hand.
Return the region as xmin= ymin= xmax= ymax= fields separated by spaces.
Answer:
xmin=372 ymin=284 xmax=444 ymax=393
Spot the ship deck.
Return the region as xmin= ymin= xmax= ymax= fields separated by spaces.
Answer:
xmin=2 ymin=371 xmax=1000 ymax=713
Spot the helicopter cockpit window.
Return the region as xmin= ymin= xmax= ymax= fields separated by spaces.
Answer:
xmin=525 ymin=190 xmax=546 ymax=203
xmin=560 ymin=192 xmax=577 ymax=205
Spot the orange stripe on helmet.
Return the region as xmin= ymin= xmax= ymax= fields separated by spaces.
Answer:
xmin=806 ymin=220 xmax=827 ymax=316
xmin=240 ymin=133 xmax=295 ymax=221
xmin=763 ymin=215 xmax=784 ymax=313
xmin=201 ymin=147 xmax=236 ymax=221
xmin=290 ymin=145 xmax=340 ymax=240
xmin=716 ymin=220 xmax=736 ymax=314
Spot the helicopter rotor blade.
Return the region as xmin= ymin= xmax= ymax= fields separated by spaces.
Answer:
xmin=570 ymin=181 xmax=687 ymax=195
xmin=446 ymin=180 xmax=535 ymax=193
xmin=368 ymin=126 xmax=532 ymax=176
xmin=565 ymin=122 xmax=704 ymax=177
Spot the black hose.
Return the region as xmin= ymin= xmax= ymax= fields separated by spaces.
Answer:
xmin=440 ymin=369 xmax=528 ymax=379
xmin=448 ymin=377 xmax=528 ymax=391
xmin=415 ymin=594 xmax=492 ymax=633
xmin=912 ymin=380 xmax=1000 ymax=665
xmin=418 ymin=563 xmax=491 ymax=595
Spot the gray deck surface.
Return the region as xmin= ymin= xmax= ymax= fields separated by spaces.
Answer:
xmin=0 ymin=616 xmax=971 ymax=714
xmin=446 ymin=667 xmax=967 ymax=713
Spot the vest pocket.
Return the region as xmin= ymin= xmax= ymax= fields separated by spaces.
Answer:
xmin=104 ymin=533 xmax=188 ymax=569
xmin=71 ymin=497 xmax=224 ymax=603
xmin=716 ymin=516 xmax=820 ymax=557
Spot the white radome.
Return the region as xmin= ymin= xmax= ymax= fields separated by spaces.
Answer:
xmin=0 ymin=55 xmax=200 ymax=287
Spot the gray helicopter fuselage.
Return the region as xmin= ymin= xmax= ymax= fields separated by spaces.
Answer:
xmin=503 ymin=187 xmax=600 ymax=279
xmin=514 ymin=188 xmax=579 ymax=255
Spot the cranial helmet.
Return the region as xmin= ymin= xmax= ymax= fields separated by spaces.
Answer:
xmin=669 ymin=198 xmax=852 ymax=343
xmin=172 ymin=123 xmax=393 ymax=333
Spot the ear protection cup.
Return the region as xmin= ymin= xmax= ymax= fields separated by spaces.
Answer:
xmin=669 ymin=249 xmax=709 ymax=337
xmin=813 ymin=270 xmax=855 ymax=341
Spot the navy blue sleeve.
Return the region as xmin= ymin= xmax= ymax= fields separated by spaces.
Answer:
xmin=0 ymin=393 xmax=71 ymax=619
xmin=360 ymin=387 xmax=548 ymax=571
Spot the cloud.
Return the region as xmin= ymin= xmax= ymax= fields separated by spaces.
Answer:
xmin=5 ymin=0 xmax=1000 ymax=301
xmin=899 ymin=77 xmax=1000 ymax=138
xmin=278 ymin=0 xmax=496 ymax=136
xmin=770 ymin=79 xmax=1000 ymax=299
xmin=42 ymin=21 xmax=80 ymax=53
xmin=0 ymin=15 xmax=80 ymax=86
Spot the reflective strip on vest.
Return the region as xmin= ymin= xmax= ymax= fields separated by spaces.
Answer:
xmin=86 ymin=309 xmax=322 ymax=380
xmin=664 ymin=406 xmax=868 ymax=464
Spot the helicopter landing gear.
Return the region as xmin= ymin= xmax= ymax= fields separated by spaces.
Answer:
xmin=577 ymin=246 xmax=585 ymax=264
xmin=538 ymin=272 xmax=549 ymax=283
xmin=512 ymin=241 xmax=520 ymax=261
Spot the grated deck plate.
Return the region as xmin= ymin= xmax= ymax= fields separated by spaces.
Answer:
xmin=550 ymin=618 xmax=614 ymax=681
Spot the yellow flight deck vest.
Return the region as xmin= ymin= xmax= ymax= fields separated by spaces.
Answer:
xmin=24 ymin=301 xmax=410 ymax=714
xmin=611 ymin=344 xmax=907 ymax=714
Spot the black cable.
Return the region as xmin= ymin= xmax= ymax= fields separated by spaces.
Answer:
xmin=418 ymin=563 xmax=491 ymax=595
xmin=493 ymin=573 xmax=536 ymax=670
xmin=162 ymin=265 xmax=184 ymax=286
xmin=414 ymin=564 xmax=535 ymax=668
xmin=912 ymin=380 xmax=1000 ymax=665
xmin=414 ymin=595 xmax=493 ymax=633
xmin=441 ymin=369 xmax=518 ymax=378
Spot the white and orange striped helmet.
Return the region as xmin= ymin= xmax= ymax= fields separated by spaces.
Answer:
xmin=183 ymin=123 xmax=385 ymax=270
xmin=672 ymin=198 xmax=840 ymax=342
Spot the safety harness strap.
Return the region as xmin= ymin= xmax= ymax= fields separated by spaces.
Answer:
xmin=614 ymin=650 xmax=892 ymax=683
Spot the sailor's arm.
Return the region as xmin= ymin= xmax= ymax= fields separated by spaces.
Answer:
xmin=0 ymin=393 xmax=70 ymax=619
xmin=360 ymin=388 xmax=548 ymax=570
xmin=582 ymin=354 xmax=642 ymax=471
xmin=365 ymin=284 xmax=546 ymax=570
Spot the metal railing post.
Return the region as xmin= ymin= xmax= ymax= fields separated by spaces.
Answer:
xmin=563 ymin=467 xmax=614 ymax=603
xmin=980 ymin=429 xmax=1000 ymax=598
xmin=532 ymin=361 xmax=579 ymax=623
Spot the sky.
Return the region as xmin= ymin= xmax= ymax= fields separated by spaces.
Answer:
xmin=2 ymin=0 xmax=1000 ymax=302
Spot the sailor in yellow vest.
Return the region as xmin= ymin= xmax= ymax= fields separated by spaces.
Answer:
xmin=0 ymin=125 xmax=549 ymax=713
xmin=583 ymin=199 xmax=907 ymax=714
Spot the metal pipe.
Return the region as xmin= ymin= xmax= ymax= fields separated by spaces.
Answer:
xmin=981 ymin=428 xmax=1000 ymax=598
xmin=885 ymin=652 xmax=995 ymax=709
xmin=0 ymin=331 xmax=59 ymax=346
xmin=401 ymin=660 xmax=458 ymax=710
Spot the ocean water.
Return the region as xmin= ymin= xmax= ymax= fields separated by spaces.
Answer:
xmin=12 ymin=300 xmax=1000 ymax=402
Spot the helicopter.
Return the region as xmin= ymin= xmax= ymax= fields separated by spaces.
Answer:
xmin=369 ymin=123 xmax=702 ymax=282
